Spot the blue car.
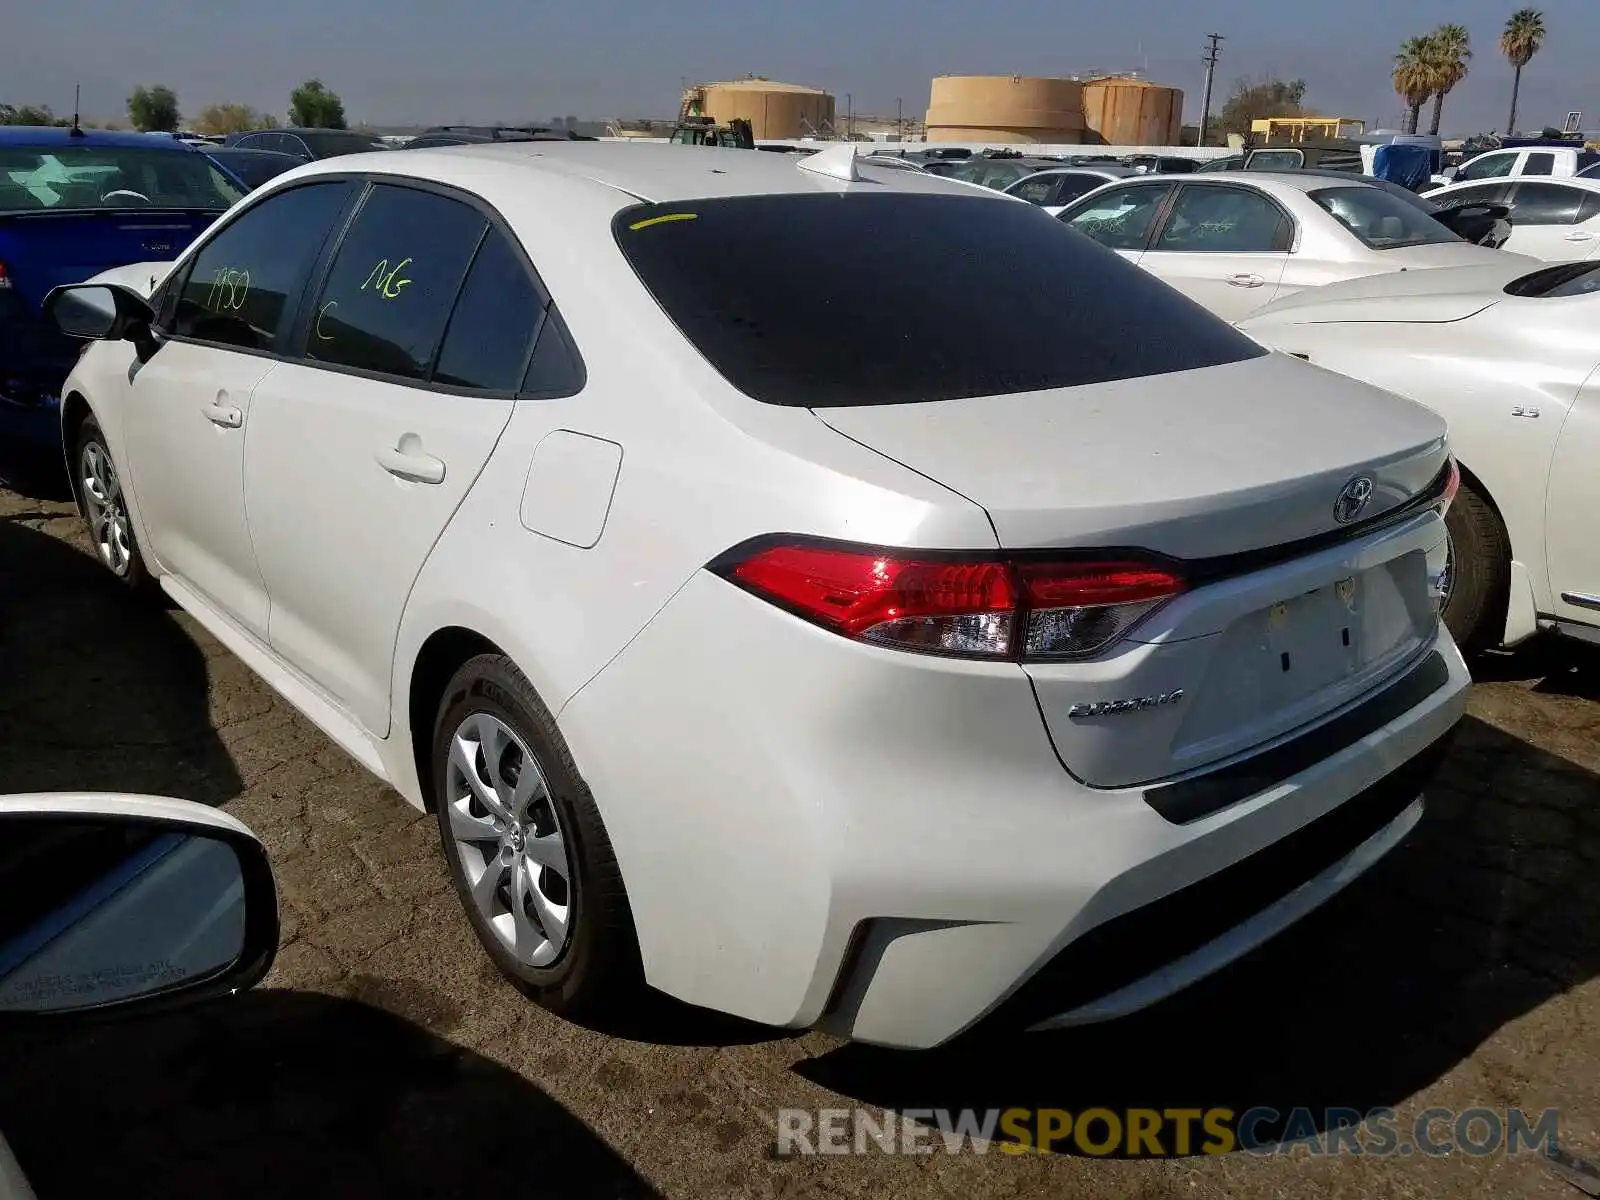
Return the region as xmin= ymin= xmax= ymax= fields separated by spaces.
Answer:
xmin=0 ymin=126 xmax=245 ymax=455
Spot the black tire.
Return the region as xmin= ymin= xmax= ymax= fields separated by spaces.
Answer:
xmin=1441 ymin=478 xmax=1509 ymax=652
xmin=431 ymin=653 xmax=645 ymax=1020
xmin=73 ymin=416 xmax=152 ymax=591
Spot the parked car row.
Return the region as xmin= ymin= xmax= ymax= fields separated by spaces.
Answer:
xmin=4 ymin=139 xmax=1594 ymax=1065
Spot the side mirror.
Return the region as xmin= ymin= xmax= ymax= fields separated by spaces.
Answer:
xmin=0 ymin=794 xmax=278 ymax=1020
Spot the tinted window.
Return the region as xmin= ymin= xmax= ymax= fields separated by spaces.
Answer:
xmin=1508 ymin=182 xmax=1584 ymax=225
xmin=1309 ymin=186 xmax=1457 ymax=248
xmin=1247 ymin=149 xmax=1304 ymax=170
xmin=1061 ymin=182 xmax=1174 ymax=250
xmin=614 ymin=192 xmax=1264 ymax=407
xmin=172 ymin=181 xmax=356 ymax=351
xmin=1579 ymin=192 xmax=1600 ymax=223
xmin=1154 ymin=185 xmax=1290 ymax=253
xmin=1457 ymin=152 xmax=1516 ymax=181
xmin=433 ymin=227 xmax=545 ymax=390
xmin=230 ymin=133 xmax=269 ymax=151
xmin=208 ymin=151 xmax=299 ymax=190
xmin=301 ymin=131 xmax=389 ymax=158
xmin=307 ymin=185 xmax=486 ymax=379
xmin=520 ymin=307 xmax=585 ymax=399
xmin=1053 ymin=174 xmax=1112 ymax=205
xmin=1523 ymin=152 xmax=1557 ymax=176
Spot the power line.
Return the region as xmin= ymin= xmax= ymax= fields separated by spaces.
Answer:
xmin=1198 ymin=32 xmax=1224 ymax=148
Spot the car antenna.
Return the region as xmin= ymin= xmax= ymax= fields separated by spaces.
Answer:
xmin=797 ymin=141 xmax=862 ymax=183
xmin=70 ymin=84 xmax=85 ymax=137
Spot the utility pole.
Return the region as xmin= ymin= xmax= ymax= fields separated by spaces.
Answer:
xmin=846 ymin=93 xmax=854 ymax=140
xmin=896 ymin=97 xmax=903 ymax=141
xmin=1198 ymin=32 xmax=1224 ymax=147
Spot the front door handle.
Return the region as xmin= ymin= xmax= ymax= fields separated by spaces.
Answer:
xmin=201 ymin=400 xmax=243 ymax=428
xmin=1564 ymin=231 xmax=1596 ymax=241
xmin=376 ymin=434 xmax=446 ymax=485
xmin=1226 ymin=273 xmax=1266 ymax=287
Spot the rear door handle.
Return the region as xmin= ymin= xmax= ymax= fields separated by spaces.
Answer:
xmin=1226 ymin=273 xmax=1265 ymax=287
xmin=376 ymin=434 xmax=446 ymax=485
xmin=1564 ymin=231 xmax=1596 ymax=241
xmin=201 ymin=399 xmax=243 ymax=428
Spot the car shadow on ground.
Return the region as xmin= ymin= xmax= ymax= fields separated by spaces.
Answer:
xmin=0 ymin=445 xmax=73 ymax=503
xmin=0 ymin=990 xmax=659 ymax=1198
xmin=0 ymin=515 xmax=240 ymax=801
xmin=1471 ymin=635 xmax=1600 ymax=701
xmin=797 ymin=708 xmax=1600 ymax=1155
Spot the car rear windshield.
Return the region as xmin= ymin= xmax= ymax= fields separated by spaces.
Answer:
xmin=1504 ymin=261 xmax=1600 ymax=297
xmin=303 ymin=131 xmax=389 ymax=156
xmin=1308 ymin=185 xmax=1457 ymax=249
xmin=612 ymin=192 xmax=1267 ymax=407
xmin=0 ymin=145 xmax=244 ymax=213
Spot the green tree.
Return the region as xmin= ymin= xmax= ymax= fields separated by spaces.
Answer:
xmin=127 ymin=85 xmax=181 ymax=131
xmin=1393 ymin=37 xmax=1435 ymax=134
xmin=1500 ymin=8 xmax=1547 ymax=135
xmin=1216 ymin=76 xmax=1308 ymax=138
xmin=289 ymin=80 xmax=346 ymax=129
xmin=1423 ymin=24 xmax=1472 ymax=135
xmin=0 ymin=104 xmax=71 ymax=126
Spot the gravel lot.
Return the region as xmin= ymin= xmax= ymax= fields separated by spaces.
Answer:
xmin=1 ymin=483 xmax=1597 ymax=1199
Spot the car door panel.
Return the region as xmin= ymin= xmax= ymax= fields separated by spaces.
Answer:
xmin=1545 ymin=377 xmax=1600 ymax=625
xmin=242 ymin=184 xmax=536 ymax=736
xmin=119 ymin=179 xmax=359 ymax=640
xmin=122 ymin=344 xmax=275 ymax=635
xmin=1138 ymin=183 xmax=1291 ymax=319
xmin=1502 ymin=181 xmax=1590 ymax=260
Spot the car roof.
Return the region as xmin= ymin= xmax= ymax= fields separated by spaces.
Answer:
xmin=285 ymin=141 xmax=1016 ymax=205
xmin=208 ymin=146 xmax=305 ymax=161
xmin=0 ymin=126 xmax=202 ymax=151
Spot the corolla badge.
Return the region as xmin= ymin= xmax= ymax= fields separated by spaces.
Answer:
xmin=1333 ymin=475 xmax=1375 ymax=525
xmin=1067 ymin=690 xmax=1184 ymax=720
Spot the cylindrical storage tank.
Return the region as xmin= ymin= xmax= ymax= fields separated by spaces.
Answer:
xmin=924 ymin=75 xmax=1085 ymax=143
xmin=1081 ymin=78 xmax=1184 ymax=147
xmin=699 ymin=80 xmax=835 ymax=140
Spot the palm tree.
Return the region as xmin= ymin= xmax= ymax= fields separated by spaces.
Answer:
xmin=1501 ymin=8 xmax=1547 ymax=135
xmin=1424 ymin=25 xmax=1472 ymax=135
xmin=1393 ymin=37 xmax=1434 ymax=134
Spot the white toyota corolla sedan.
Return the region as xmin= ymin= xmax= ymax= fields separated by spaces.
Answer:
xmin=44 ymin=142 xmax=1468 ymax=1050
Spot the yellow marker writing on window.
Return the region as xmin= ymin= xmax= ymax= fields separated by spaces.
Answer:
xmin=629 ymin=213 xmax=698 ymax=231
xmin=315 ymin=300 xmax=338 ymax=341
xmin=362 ymin=257 xmax=414 ymax=299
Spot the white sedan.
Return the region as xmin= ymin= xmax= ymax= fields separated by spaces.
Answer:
xmin=1426 ymin=175 xmax=1600 ymax=261
xmin=1240 ymin=257 xmax=1600 ymax=652
xmin=44 ymin=141 xmax=1467 ymax=1050
xmin=1059 ymin=172 xmax=1530 ymax=320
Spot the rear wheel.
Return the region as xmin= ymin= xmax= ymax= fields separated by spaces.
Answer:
xmin=1440 ymin=478 xmax=1509 ymax=652
xmin=74 ymin=416 xmax=150 ymax=590
xmin=431 ymin=653 xmax=645 ymax=1020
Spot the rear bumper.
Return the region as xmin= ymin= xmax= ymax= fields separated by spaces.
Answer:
xmin=560 ymin=568 xmax=1469 ymax=1050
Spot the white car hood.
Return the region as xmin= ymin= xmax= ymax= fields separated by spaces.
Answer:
xmin=1240 ymin=261 xmax=1535 ymax=328
xmin=82 ymin=260 xmax=175 ymax=299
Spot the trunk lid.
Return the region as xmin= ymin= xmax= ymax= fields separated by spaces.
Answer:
xmin=814 ymin=351 xmax=1451 ymax=790
xmin=812 ymin=350 xmax=1447 ymax=560
xmin=0 ymin=209 xmax=214 ymax=308
xmin=1242 ymin=261 xmax=1528 ymax=327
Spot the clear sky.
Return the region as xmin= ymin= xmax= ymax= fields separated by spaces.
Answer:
xmin=3 ymin=0 xmax=1591 ymax=136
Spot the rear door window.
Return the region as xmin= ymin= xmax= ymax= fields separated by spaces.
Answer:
xmin=613 ymin=191 xmax=1264 ymax=407
xmin=1010 ymin=174 xmax=1062 ymax=205
xmin=169 ymin=180 xmax=357 ymax=351
xmin=1152 ymin=184 xmax=1291 ymax=253
xmin=1522 ymin=152 xmax=1557 ymax=176
xmin=1433 ymin=182 xmax=1514 ymax=207
xmin=1052 ymin=174 xmax=1113 ymax=206
xmin=1060 ymin=182 xmax=1175 ymax=250
xmin=1507 ymin=182 xmax=1584 ymax=225
xmin=305 ymin=183 xmax=486 ymax=380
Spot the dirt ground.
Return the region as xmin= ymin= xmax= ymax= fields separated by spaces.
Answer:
xmin=1 ymin=484 xmax=1598 ymax=1200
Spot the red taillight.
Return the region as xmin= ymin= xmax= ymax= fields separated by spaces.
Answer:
xmin=1436 ymin=457 xmax=1461 ymax=515
xmin=0 ymin=261 xmax=11 ymax=290
xmin=721 ymin=542 xmax=1184 ymax=661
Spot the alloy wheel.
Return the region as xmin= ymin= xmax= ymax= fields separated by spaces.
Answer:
xmin=80 ymin=441 xmax=132 ymax=577
xmin=444 ymin=712 xmax=573 ymax=967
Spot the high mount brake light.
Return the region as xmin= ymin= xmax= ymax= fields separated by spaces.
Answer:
xmin=720 ymin=542 xmax=1185 ymax=661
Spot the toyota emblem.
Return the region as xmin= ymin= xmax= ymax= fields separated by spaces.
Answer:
xmin=1333 ymin=475 xmax=1375 ymax=524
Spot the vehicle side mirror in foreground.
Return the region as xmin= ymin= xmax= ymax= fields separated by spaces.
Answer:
xmin=44 ymin=284 xmax=155 ymax=343
xmin=0 ymin=795 xmax=278 ymax=1020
